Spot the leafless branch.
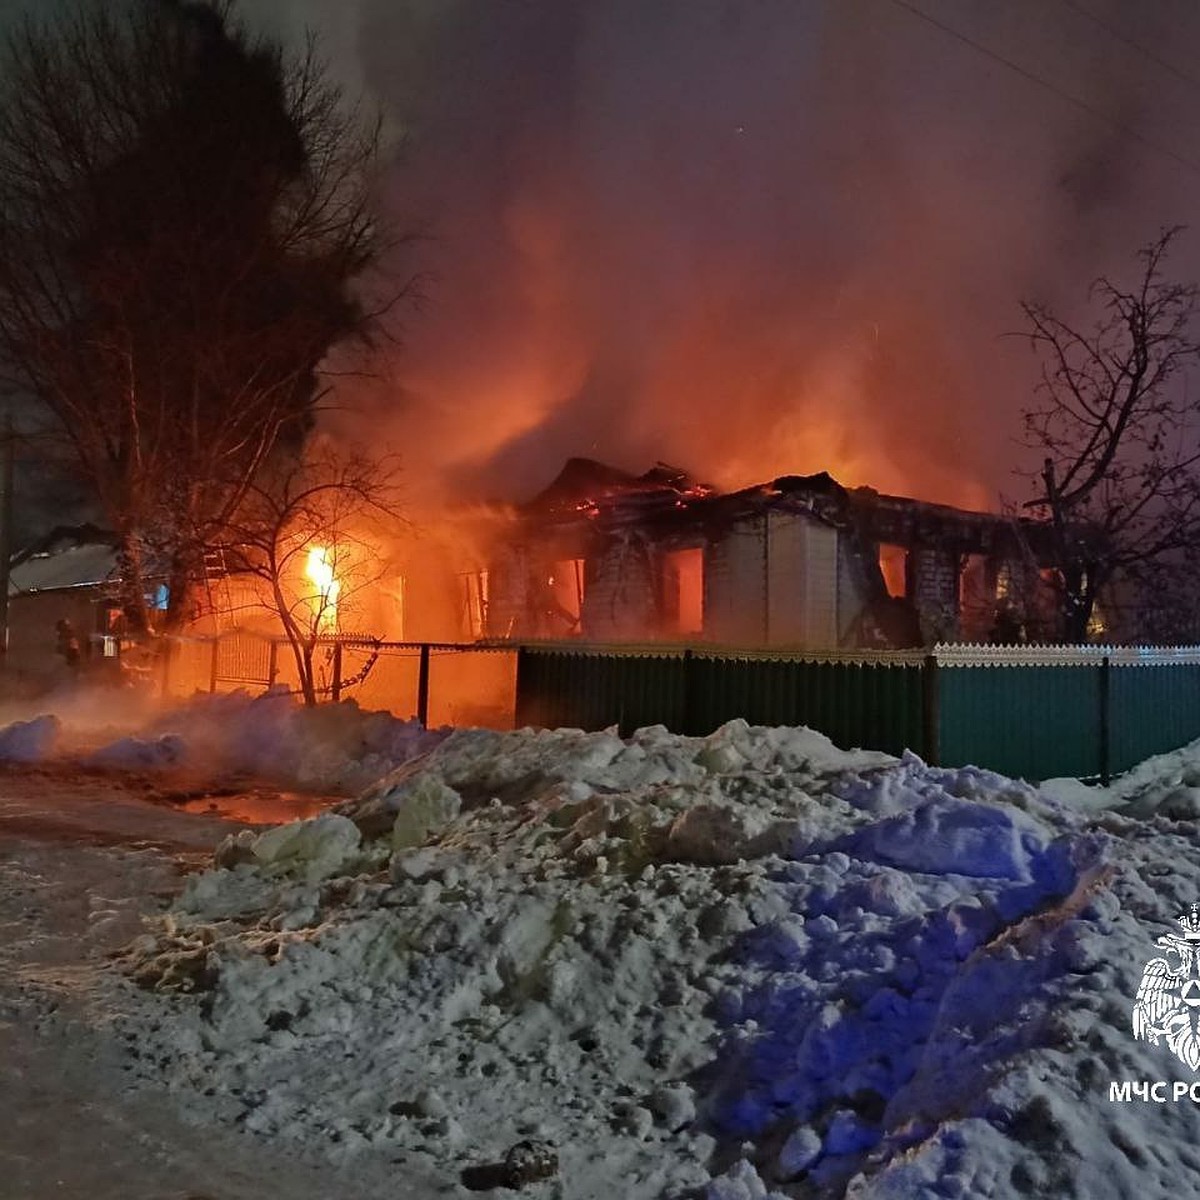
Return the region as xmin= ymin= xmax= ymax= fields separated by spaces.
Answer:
xmin=1014 ymin=227 xmax=1200 ymax=640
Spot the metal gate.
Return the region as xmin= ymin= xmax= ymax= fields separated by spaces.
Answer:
xmin=213 ymin=633 xmax=274 ymax=690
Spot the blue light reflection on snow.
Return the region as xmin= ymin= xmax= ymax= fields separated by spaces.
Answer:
xmin=699 ymin=774 xmax=1104 ymax=1190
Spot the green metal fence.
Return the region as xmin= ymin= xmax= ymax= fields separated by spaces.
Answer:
xmin=935 ymin=663 xmax=1102 ymax=781
xmin=684 ymin=653 xmax=925 ymax=758
xmin=514 ymin=644 xmax=928 ymax=758
xmin=514 ymin=646 xmax=687 ymax=734
xmin=1110 ymin=662 xmax=1200 ymax=775
xmin=515 ymin=642 xmax=1200 ymax=783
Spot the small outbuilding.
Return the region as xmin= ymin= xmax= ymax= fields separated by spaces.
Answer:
xmin=4 ymin=525 xmax=126 ymax=678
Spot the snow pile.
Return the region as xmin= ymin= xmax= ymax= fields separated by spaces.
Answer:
xmin=1101 ymin=738 xmax=1200 ymax=821
xmin=116 ymin=719 xmax=1200 ymax=1198
xmin=1041 ymin=734 xmax=1200 ymax=821
xmin=86 ymin=689 xmax=446 ymax=794
xmin=0 ymin=713 xmax=61 ymax=762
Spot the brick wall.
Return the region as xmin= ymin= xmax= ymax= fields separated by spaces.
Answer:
xmin=485 ymin=546 xmax=531 ymax=639
xmin=581 ymin=536 xmax=658 ymax=638
xmin=909 ymin=546 xmax=960 ymax=642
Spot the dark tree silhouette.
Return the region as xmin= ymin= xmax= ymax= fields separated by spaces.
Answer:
xmin=1018 ymin=228 xmax=1200 ymax=641
xmin=0 ymin=0 xmax=398 ymax=631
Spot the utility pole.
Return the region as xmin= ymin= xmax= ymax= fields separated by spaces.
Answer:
xmin=0 ymin=412 xmax=13 ymax=662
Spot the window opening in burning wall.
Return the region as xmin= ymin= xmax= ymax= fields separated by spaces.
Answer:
xmin=959 ymin=554 xmax=997 ymax=640
xmin=661 ymin=547 xmax=704 ymax=636
xmin=878 ymin=543 xmax=908 ymax=599
xmin=461 ymin=570 xmax=488 ymax=640
xmin=547 ymin=560 xmax=584 ymax=632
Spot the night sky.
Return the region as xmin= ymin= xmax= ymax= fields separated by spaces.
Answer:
xmin=22 ymin=0 xmax=1200 ymax=513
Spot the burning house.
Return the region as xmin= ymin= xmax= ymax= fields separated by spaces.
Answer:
xmin=0 ymin=461 xmax=1061 ymax=688
xmin=475 ymin=458 xmax=1059 ymax=650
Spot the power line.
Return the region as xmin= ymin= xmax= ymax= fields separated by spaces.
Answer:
xmin=1058 ymin=0 xmax=1200 ymax=97
xmin=882 ymin=0 xmax=1200 ymax=180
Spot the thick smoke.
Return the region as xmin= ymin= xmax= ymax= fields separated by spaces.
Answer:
xmin=245 ymin=1 xmax=1200 ymax=508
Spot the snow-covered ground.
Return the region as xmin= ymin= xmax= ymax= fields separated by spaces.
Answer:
xmin=8 ymin=699 xmax=1200 ymax=1197
xmin=0 ymin=767 xmax=433 ymax=1199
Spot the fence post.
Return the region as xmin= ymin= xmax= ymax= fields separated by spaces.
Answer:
xmin=513 ymin=646 xmax=530 ymax=728
xmin=209 ymin=638 xmax=219 ymax=693
xmin=922 ymin=652 xmax=940 ymax=766
xmin=681 ymin=648 xmax=695 ymax=736
xmin=331 ymin=641 xmax=343 ymax=703
xmin=267 ymin=640 xmax=278 ymax=689
xmin=1099 ymin=654 xmax=1111 ymax=785
xmin=417 ymin=643 xmax=431 ymax=727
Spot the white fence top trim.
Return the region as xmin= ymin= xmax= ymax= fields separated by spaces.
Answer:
xmin=932 ymin=643 xmax=1200 ymax=667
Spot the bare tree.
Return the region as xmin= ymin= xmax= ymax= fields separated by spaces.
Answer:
xmin=1017 ymin=228 xmax=1200 ymax=642
xmin=0 ymin=0 xmax=402 ymax=633
xmin=219 ymin=442 xmax=402 ymax=706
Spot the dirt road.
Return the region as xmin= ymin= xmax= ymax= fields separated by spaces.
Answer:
xmin=0 ymin=766 xmax=444 ymax=1200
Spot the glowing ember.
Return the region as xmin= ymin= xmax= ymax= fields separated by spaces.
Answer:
xmin=305 ymin=545 xmax=341 ymax=631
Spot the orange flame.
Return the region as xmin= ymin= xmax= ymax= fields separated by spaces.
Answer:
xmin=305 ymin=546 xmax=340 ymax=632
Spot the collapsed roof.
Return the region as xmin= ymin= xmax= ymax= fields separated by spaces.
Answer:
xmin=521 ymin=457 xmax=1054 ymax=559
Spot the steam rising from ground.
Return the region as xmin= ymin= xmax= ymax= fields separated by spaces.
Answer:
xmin=0 ymin=678 xmax=159 ymax=753
xmin=0 ymin=680 xmax=443 ymax=795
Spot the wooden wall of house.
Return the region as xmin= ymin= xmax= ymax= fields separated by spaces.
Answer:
xmin=704 ymin=512 xmax=840 ymax=648
xmin=6 ymin=588 xmax=102 ymax=678
xmin=187 ymin=574 xmax=277 ymax=636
